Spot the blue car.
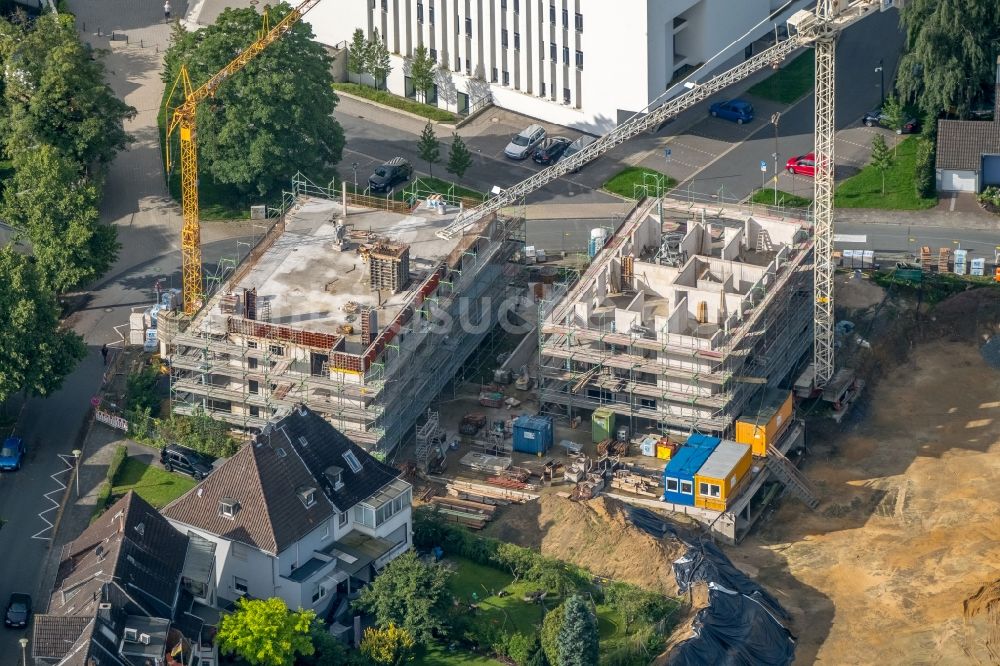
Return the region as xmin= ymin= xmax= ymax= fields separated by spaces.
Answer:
xmin=709 ymin=99 xmax=754 ymax=124
xmin=0 ymin=436 xmax=25 ymax=471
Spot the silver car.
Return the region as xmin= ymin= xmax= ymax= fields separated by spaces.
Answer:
xmin=504 ymin=124 xmax=546 ymax=160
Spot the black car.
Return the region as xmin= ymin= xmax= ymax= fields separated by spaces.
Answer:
xmin=4 ymin=593 xmax=31 ymax=629
xmin=862 ymin=110 xmax=919 ymax=134
xmin=532 ymin=137 xmax=571 ymax=165
xmin=368 ymin=157 xmax=413 ymax=192
xmin=161 ymin=444 xmax=214 ymax=480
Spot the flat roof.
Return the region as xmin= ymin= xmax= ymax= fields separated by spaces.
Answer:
xmin=220 ymin=197 xmax=464 ymax=349
xmin=738 ymin=389 xmax=791 ymax=425
xmin=697 ymin=440 xmax=750 ymax=479
xmin=664 ymin=443 xmax=717 ymax=479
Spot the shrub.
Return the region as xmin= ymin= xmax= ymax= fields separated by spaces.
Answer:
xmin=978 ymin=186 xmax=1000 ymax=209
xmin=539 ymin=604 xmax=565 ymax=666
xmin=106 ymin=444 xmax=128 ymax=485
xmin=507 ymin=633 xmax=542 ymax=666
xmin=126 ymin=365 xmax=162 ymax=414
xmin=914 ymin=137 xmax=936 ymax=199
xmin=91 ymin=482 xmax=113 ymax=522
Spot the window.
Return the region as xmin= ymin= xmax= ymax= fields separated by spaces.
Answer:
xmin=699 ymin=482 xmax=709 ymax=496
xmin=575 ymin=50 xmax=583 ymax=69
xmin=299 ymin=487 xmax=316 ymax=508
xmin=549 ymin=42 xmax=556 ymax=60
xmin=514 ymin=0 xmax=519 ymax=12
xmin=666 ymin=478 xmax=679 ymax=492
xmin=249 ymin=405 xmax=260 ymax=417
xmin=219 ymin=498 xmax=240 ymax=518
xmin=540 ymin=82 xmax=546 ymax=96
xmin=416 ymin=2 xmax=423 ymax=22
xmin=311 ymin=585 xmax=327 ymax=604
xmin=248 ymin=379 xmax=259 ymax=395
xmin=247 ymin=357 xmax=258 ymax=369
xmin=501 ymin=28 xmax=508 ymax=47
xmin=381 ymin=0 xmax=387 ymax=11
xmin=321 ymin=521 xmax=330 ymax=540
xmin=429 ymin=47 xmax=437 ymax=61
xmin=456 ymin=56 xmax=461 ymax=71
xmin=428 ymin=5 xmax=434 ymax=23
xmin=339 ymin=510 xmax=349 ymax=528
xmin=709 ymin=484 xmax=721 ymax=498
xmin=502 ymin=70 xmax=510 ymax=86
xmin=353 ymin=504 xmax=375 ymax=528
xmin=491 ymin=67 xmax=498 ymax=82
xmin=343 ymin=450 xmax=363 ymax=473
xmin=514 ymin=32 xmax=520 ymax=50
xmin=575 ymin=12 xmax=582 ymax=31
xmin=268 ymin=344 xmax=284 ymax=356
xmin=549 ymin=3 xmax=555 ymax=22
xmin=500 ymin=0 xmax=506 ymax=7
xmin=246 ymin=340 xmax=258 ymax=349
xmin=562 ymin=7 xmax=568 ymax=28
xmin=563 ymin=88 xmax=571 ymax=103
xmin=680 ymin=481 xmax=693 ymax=495
xmin=465 ymin=17 xmax=472 ymax=36
xmin=124 ymin=628 xmax=138 ymax=642
xmin=562 ymin=45 xmax=569 ymax=64
xmin=640 ymin=397 xmax=656 ymax=409
xmin=234 ymin=577 xmax=248 ymax=595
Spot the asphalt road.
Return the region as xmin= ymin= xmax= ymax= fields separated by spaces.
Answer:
xmin=674 ymin=8 xmax=907 ymax=201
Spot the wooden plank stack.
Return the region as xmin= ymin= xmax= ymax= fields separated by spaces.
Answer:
xmin=429 ymin=495 xmax=497 ymax=530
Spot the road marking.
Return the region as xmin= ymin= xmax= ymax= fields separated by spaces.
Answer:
xmin=834 ymin=234 xmax=868 ymax=243
xmin=32 ymin=453 xmax=77 ymax=541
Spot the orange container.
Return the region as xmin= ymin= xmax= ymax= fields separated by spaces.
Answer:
xmin=735 ymin=389 xmax=793 ymax=456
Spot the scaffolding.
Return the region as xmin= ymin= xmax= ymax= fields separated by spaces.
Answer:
xmin=537 ymin=196 xmax=814 ymax=438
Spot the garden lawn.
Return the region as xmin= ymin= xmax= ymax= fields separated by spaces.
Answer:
xmin=334 ymin=82 xmax=457 ymax=122
xmin=413 ymin=644 xmax=503 ymax=666
xmin=111 ymin=457 xmax=196 ymax=508
xmin=834 ymin=136 xmax=938 ymax=210
xmin=446 ymin=557 xmax=545 ymax=636
xmin=603 ymin=167 xmax=678 ymax=199
xmin=747 ymin=51 xmax=814 ymax=103
xmin=750 ymin=188 xmax=812 ymax=208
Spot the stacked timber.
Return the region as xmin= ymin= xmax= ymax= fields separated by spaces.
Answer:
xmin=430 ymin=496 xmax=497 ymax=530
xmin=444 ymin=479 xmax=539 ymax=504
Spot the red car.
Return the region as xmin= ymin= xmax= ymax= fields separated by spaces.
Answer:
xmin=786 ymin=153 xmax=815 ymax=177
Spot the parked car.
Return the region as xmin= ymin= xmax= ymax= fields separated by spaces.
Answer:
xmin=709 ymin=99 xmax=754 ymax=124
xmin=560 ymin=135 xmax=597 ymax=171
xmin=786 ymin=153 xmax=816 ymax=177
xmin=504 ymin=124 xmax=546 ymax=160
xmin=0 ymin=436 xmax=24 ymax=472
xmin=4 ymin=593 xmax=31 ymax=629
xmin=161 ymin=444 xmax=214 ymax=480
xmin=368 ymin=157 xmax=413 ymax=193
xmin=862 ymin=109 xmax=919 ymax=134
xmin=532 ymin=137 xmax=571 ymax=165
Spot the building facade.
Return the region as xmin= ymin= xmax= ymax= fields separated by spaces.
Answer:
xmin=307 ymin=0 xmax=810 ymax=131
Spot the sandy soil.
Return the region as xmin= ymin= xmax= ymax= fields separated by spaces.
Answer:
xmin=735 ymin=287 xmax=1000 ymax=664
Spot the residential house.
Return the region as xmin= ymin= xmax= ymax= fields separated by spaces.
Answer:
xmin=32 ymin=491 xmax=218 ymax=666
xmin=935 ymin=56 xmax=1000 ymax=193
xmin=162 ymin=405 xmax=413 ymax=621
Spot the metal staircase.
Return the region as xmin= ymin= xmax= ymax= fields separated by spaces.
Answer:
xmin=415 ymin=410 xmax=446 ymax=472
xmin=764 ymin=444 xmax=820 ymax=510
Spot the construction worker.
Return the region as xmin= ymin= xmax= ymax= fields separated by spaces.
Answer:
xmin=163 ymin=0 xmax=171 ymax=21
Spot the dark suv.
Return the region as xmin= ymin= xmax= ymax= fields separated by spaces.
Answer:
xmin=161 ymin=444 xmax=214 ymax=480
xmin=368 ymin=157 xmax=413 ymax=192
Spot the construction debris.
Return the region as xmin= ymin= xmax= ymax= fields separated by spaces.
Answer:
xmin=459 ymin=452 xmax=511 ymax=474
xmin=459 ymin=413 xmax=487 ymax=435
xmin=597 ymin=438 xmax=630 ymax=457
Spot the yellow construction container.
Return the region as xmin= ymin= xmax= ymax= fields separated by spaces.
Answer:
xmin=694 ymin=440 xmax=752 ymax=512
xmin=735 ymin=389 xmax=793 ymax=456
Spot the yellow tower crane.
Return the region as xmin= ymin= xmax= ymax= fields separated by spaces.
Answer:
xmin=165 ymin=0 xmax=323 ymax=315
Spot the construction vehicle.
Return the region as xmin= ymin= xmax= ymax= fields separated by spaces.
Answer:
xmin=437 ymin=0 xmax=898 ymax=391
xmin=165 ymin=0 xmax=323 ymax=315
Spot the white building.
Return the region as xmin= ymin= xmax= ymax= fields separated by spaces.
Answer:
xmin=307 ymin=0 xmax=809 ymax=132
xmin=163 ymin=405 xmax=412 ymax=619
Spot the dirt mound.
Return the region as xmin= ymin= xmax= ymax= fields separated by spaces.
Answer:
xmin=485 ymin=495 xmax=686 ymax=595
xmin=926 ymin=288 xmax=1000 ymax=340
xmin=963 ymin=580 xmax=1000 ymax=663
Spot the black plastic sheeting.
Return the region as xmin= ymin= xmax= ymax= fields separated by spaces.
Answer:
xmin=628 ymin=507 xmax=796 ymax=666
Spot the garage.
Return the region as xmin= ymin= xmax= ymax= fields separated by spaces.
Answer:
xmin=981 ymin=155 xmax=1000 ymax=188
xmin=939 ymin=169 xmax=978 ymax=192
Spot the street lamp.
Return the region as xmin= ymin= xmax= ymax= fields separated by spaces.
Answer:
xmin=351 ymin=162 xmax=358 ymax=191
xmin=19 ymin=637 xmax=28 ymax=666
xmin=770 ymin=112 xmax=781 ymax=206
xmin=875 ymin=59 xmax=884 ymax=106
xmin=72 ymin=449 xmax=83 ymax=497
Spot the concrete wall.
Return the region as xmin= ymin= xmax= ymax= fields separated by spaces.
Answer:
xmin=168 ymin=522 xmax=277 ymax=606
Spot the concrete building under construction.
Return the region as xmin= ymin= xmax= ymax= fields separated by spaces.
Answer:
xmin=161 ymin=179 xmax=521 ymax=454
xmin=537 ymin=196 xmax=814 ymax=437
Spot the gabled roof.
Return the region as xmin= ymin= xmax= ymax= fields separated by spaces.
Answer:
xmin=163 ymin=406 xmax=401 ymax=555
xmin=32 ymin=615 xmax=93 ymax=660
xmin=936 ymin=118 xmax=1000 ymax=170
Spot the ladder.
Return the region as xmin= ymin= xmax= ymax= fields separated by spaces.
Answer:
xmin=755 ymin=229 xmax=774 ymax=253
xmin=260 ymin=300 xmax=272 ymax=323
xmin=764 ymin=444 xmax=820 ymax=510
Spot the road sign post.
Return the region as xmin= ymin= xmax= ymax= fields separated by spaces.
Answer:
xmin=760 ymin=160 xmax=767 ymax=191
xmin=664 ymin=147 xmax=671 ymax=162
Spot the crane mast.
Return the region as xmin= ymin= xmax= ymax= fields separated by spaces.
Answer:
xmin=165 ymin=0 xmax=323 ymax=314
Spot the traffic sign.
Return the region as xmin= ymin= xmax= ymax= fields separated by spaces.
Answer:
xmin=760 ymin=160 xmax=767 ymax=172
xmin=664 ymin=147 xmax=672 ymax=161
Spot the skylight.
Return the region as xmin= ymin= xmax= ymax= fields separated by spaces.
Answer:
xmin=343 ymin=450 xmax=362 ymax=473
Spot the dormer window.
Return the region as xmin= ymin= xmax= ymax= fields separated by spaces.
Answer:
xmin=324 ymin=465 xmax=345 ymax=491
xmin=219 ymin=497 xmax=240 ymax=518
xmin=343 ymin=450 xmax=362 ymax=473
xmin=298 ymin=486 xmax=317 ymax=508
xmin=124 ymin=627 xmax=138 ymax=642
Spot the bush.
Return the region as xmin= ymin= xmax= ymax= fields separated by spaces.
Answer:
xmin=126 ymin=366 xmax=162 ymax=415
xmin=507 ymin=633 xmax=542 ymax=666
xmin=126 ymin=407 xmax=238 ymax=458
xmin=106 ymin=444 xmax=128 ymax=485
xmin=90 ymin=482 xmax=113 ymax=522
xmin=914 ymin=137 xmax=936 ymax=199
xmin=539 ymin=604 xmax=565 ymax=666
xmin=978 ymin=186 xmax=1000 ymax=209
xmin=332 ymin=82 xmax=458 ymax=122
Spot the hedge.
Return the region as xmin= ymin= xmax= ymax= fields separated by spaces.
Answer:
xmin=90 ymin=482 xmax=113 ymax=523
xmin=106 ymin=444 xmax=128 ymax=485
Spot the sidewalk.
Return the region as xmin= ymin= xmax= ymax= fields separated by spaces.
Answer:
xmin=835 ymin=207 xmax=1000 ymax=230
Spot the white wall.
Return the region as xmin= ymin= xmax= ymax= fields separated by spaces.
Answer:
xmin=168 ymin=521 xmax=277 ymax=605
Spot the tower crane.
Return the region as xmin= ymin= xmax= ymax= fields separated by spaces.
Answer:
xmin=439 ymin=0 xmax=895 ymax=389
xmin=165 ymin=0 xmax=323 ymax=315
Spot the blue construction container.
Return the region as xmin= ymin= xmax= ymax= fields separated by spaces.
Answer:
xmin=512 ymin=416 xmax=554 ymax=455
xmin=663 ymin=441 xmax=719 ymax=506
xmin=685 ymin=434 xmax=721 ymax=450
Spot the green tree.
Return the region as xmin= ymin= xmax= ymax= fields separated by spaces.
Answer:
xmin=360 ymin=623 xmax=416 ymax=665
xmin=409 ymin=44 xmax=436 ymax=102
xmin=539 ymin=604 xmax=565 ymax=666
xmin=445 ymin=133 xmax=473 ymax=180
xmin=355 ymin=551 xmax=453 ymax=644
xmin=880 ymin=94 xmax=906 ymax=156
xmin=914 ymin=137 xmax=936 ymax=198
xmin=2 ymin=13 xmax=135 ymax=171
xmin=870 ymin=134 xmax=893 ymax=196
xmin=897 ymin=0 xmax=1000 ymax=118
xmin=348 ymin=28 xmax=368 ymax=83
xmin=163 ymin=3 xmax=345 ymax=197
xmin=216 ymin=597 xmax=316 ymax=666
xmin=0 ymin=247 xmax=87 ymax=405
xmin=417 ymin=122 xmax=441 ymax=177
xmin=556 ymin=595 xmax=598 ymax=666
xmin=299 ymin=623 xmax=364 ymax=666
xmin=2 ymin=144 xmax=119 ymax=292
xmin=366 ymin=28 xmax=392 ymax=90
